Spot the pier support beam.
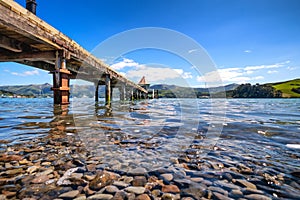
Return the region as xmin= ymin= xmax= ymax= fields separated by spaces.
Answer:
xmin=105 ymin=74 xmax=111 ymax=105
xmin=95 ymin=81 xmax=99 ymax=102
xmin=51 ymin=53 xmax=71 ymax=105
xmin=120 ymin=84 xmax=126 ymax=101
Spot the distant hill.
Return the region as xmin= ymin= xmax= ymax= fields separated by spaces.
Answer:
xmin=266 ymin=78 xmax=300 ymax=98
xmin=0 ymin=79 xmax=299 ymax=98
xmin=0 ymin=83 xmax=52 ymax=97
xmin=150 ymin=83 xmax=239 ymax=98
xmin=0 ymin=83 xmax=104 ymax=98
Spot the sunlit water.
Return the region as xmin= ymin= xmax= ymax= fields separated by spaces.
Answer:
xmin=0 ymin=98 xmax=300 ymax=191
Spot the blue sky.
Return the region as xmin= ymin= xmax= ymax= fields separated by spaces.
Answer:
xmin=0 ymin=0 xmax=299 ymax=87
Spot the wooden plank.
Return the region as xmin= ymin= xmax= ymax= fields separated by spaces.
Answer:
xmin=0 ymin=50 xmax=56 ymax=62
xmin=0 ymin=34 xmax=22 ymax=52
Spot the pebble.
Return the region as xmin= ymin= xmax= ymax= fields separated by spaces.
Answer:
xmin=27 ymin=166 xmax=39 ymax=174
xmin=244 ymin=194 xmax=272 ymax=200
xmin=132 ymin=176 xmax=147 ymax=187
xmin=89 ymin=171 xmax=113 ymax=190
xmin=125 ymin=186 xmax=146 ymax=194
xmin=59 ymin=190 xmax=80 ymax=198
xmin=87 ymin=193 xmax=113 ymax=200
xmin=128 ymin=168 xmax=147 ymax=176
xmin=105 ymin=185 xmax=119 ymax=194
xmin=113 ymin=181 xmax=129 ymax=188
xmin=213 ymin=192 xmax=234 ymax=200
xmin=135 ymin=194 xmax=151 ymax=200
xmin=31 ymin=175 xmax=49 ymax=184
xmin=162 ymin=184 xmax=180 ymax=193
xmin=161 ymin=173 xmax=173 ymax=181
xmin=235 ymin=179 xmax=257 ymax=189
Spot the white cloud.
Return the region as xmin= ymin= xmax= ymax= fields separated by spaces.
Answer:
xmin=287 ymin=66 xmax=297 ymax=71
xmin=111 ymin=58 xmax=139 ymax=70
xmin=188 ymin=49 xmax=199 ymax=54
xmin=126 ymin=67 xmax=189 ymax=82
xmin=244 ymin=50 xmax=252 ymax=53
xmin=11 ymin=69 xmax=39 ymax=76
xmin=174 ymin=69 xmax=193 ymax=79
xmin=196 ymin=68 xmax=250 ymax=84
xmin=267 ymin=70 xmax=278 ymax=74
xmin=244 ymin=61 xmax=287 ymax=71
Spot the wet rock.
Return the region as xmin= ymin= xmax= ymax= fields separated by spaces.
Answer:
xmin=161 ymin=173 xmax=173 ymax=182
xmin=132 ymin=176 xmax=147 ymax=187
xmin=0 ymin=194 xmax=7 ymax=200
xmin=113 ymin=181 xmax=129 ymax=188
xmin=213 ymin=192 xmax=234 ymax=200
xmin=162 ymin=184 xmax=180 ymax=193
xmin=87 ymin=193 xmax=113 ymax=200
xmin=31 ymin=175 xmax=49 ymax=184
xmin=208 ymin=186 xmax=228 ymax=196
xmin=135 ymin=194 xmax=151 ymax=200
xmin=41 ymin=161 xmax=51 ymax=166
xmin=0 ymin=154 xmax=23 ymax=162
xmin=59 ymin=190 xmax=80 ymax=198
xmin=234 ymin=179 xmax=257 ymax=189
xmin=128 ymin=167 xmax=147 ymax=176
xmin=89 ymin=171 xmax=113 ymax=191
xmin=125 ymin=186 xmax=145 ymax=194
xmin=112 ymin=191 xmax=127 ymax=200
xmin=161 ymin=193 xmax=177 ymax=200
xmin=151 ymin=189 xmax=161 ymax=197
xmin=57 ymin=167 xmax=78 ymax=186
xmin=214 ymin=180 xmax=240 ymax=190
xmin=242 ymin=188 xmax=264 ymax=195
xmin=105 ymin=185 xmax=119 ymax=194
xmin=230 ymin=189 xmax=243 ymax=198
xmin=123 ymin=176 xmax=133 ymax=184
xmin=245 ymin=194 xmax=272 ymax=200
xmin=36 ymin=168 xmax=54 ymax=176
xmin=5 ymin=168 xmax=23 ymax=175
xmin=74 ymin=196 xmax=87 ymax=200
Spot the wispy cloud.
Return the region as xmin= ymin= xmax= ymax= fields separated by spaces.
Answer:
xmin=126 ymin=66 xmax=191 ymax=82
xmin=267 ymin=70 xmax=278 ymax=74
xmin=244 ymin=50 xmax=252 ymax=53
xmin=188 ymin=49 xmax=199 ymax=54
xmin=196 ymin=61 xmax=290 ymax=85
xmin=111 ymin=58 xmax=140 ymax=70
xmin=10 ymin=69 xmax=39 ymax=77
xmin=244 ymin=61 xmax=287 ymax=71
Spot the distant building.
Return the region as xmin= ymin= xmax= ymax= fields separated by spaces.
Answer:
xmin=138 ymin=76 xmax=150 ymax=90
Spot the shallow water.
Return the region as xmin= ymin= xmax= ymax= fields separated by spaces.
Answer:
xmin=0 ymin=98 xmax=300 ymax=198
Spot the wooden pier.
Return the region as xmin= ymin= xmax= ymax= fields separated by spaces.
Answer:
xmin=0 ymin=0 xmax=147 ymax=104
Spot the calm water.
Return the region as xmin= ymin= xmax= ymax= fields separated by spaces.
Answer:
xmin=0 ymin=98 xmax=300 ymax=194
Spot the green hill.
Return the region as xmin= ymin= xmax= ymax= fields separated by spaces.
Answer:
xmin=268 ymin=79 xmax=300 ymax=98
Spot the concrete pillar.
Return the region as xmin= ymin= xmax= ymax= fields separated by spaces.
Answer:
xmin=51 ymin=52 xmax=71 ymax=105
xmin=95 ymin=82 xmax=99 ymax=102
xmin=105 ymin=74 xmax=111 ymax=105
xmin=131 ymin=89 xmax=134 ymax=101
xmin=152 ymin=89 xmax=155 ymax=99
xmin=120 ymin=84 xmax=126 ymax=101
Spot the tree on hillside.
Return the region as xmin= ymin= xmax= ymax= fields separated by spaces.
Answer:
xmin=232 ymin=83 xmax=282 ymax=98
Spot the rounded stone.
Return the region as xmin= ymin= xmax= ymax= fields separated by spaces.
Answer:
xmin=59 ymin=190 xmax=80 ymax=198
xmin=125 ymin=186 xmax=145 ymax=194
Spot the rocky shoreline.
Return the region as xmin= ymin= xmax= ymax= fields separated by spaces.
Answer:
xmin=1 ymin=129 xmax=300 ymax=200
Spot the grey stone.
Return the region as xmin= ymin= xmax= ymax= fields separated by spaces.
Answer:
xmin=59 ymin=190 xmax=80 ymax=198
xmin=87 ymin=194 xmax=113 ymax=200
xmin=125 ymin=186 xmax=145 ymax=194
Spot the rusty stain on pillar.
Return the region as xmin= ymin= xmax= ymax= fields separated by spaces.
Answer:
xmin=51 ymin=51 xmax=71 ymax=105
xmin=105 ymin=74 xmax=111 ymax=105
